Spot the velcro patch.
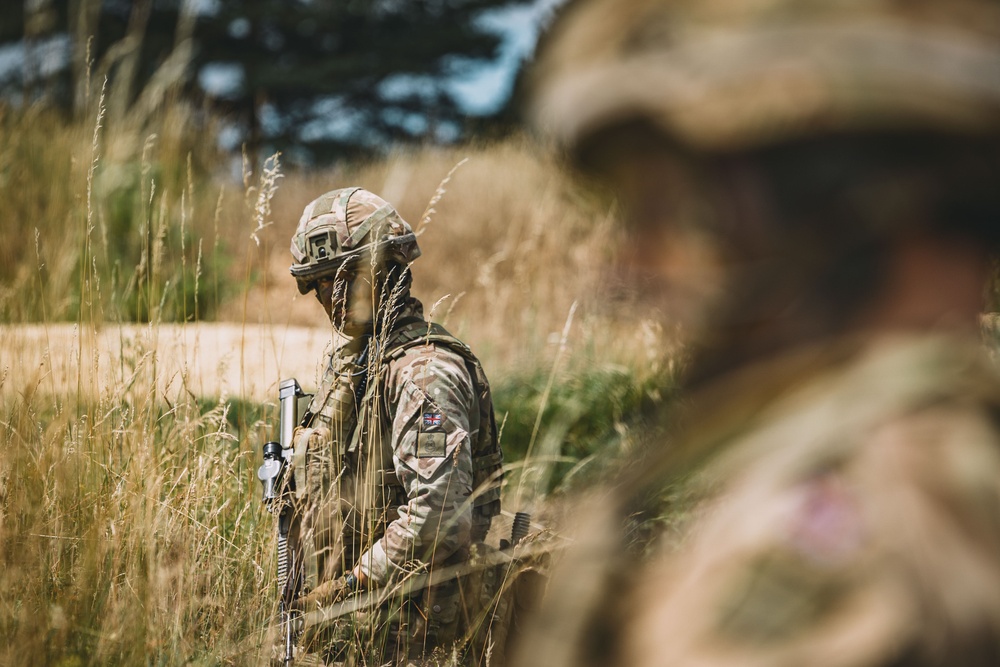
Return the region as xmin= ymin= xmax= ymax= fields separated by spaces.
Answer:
xmin=423 ymin=412 xmax=443 ymax=428
xmin=416 ymin=432 xmax=447 ymax=458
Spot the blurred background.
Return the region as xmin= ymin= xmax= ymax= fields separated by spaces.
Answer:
xmin=0 ymin=4 xmax=676 ymax=663
xmin=2 ymin=0 xmax=564 ymax=162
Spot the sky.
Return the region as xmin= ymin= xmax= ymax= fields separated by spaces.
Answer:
xmin=446 ymin=0 xmax=565 ymax=115
xmin=198 ymin=0 xmax=565 ymax=118
xmin=1 ymin=0 xmax=566 ymax=152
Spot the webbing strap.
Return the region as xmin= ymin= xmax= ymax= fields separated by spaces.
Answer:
xmin=336 ymin=187 xmax=363 ymax=215
xmin=344 ymin=204 xmax=395 ymax=249
xmin=385 ymin=323 xmax=473 ymax=363
xmin=368 ymin=318 xmax=502 ymax=519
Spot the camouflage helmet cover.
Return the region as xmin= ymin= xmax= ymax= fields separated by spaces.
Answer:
xmin=530 ymin=0 xmax=1000 ymax=155
xmin=290 ymin=187 xmax=420 ymax=293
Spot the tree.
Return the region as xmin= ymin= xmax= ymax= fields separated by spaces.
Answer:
xmin=1 ymin=0 xmax=526 ymax=163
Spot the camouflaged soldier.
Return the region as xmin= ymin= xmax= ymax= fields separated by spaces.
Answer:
xmin=520 ymin=1 xmax=1000 ymax=666
xmin=286 ymin=187 xmax=503 ymax=664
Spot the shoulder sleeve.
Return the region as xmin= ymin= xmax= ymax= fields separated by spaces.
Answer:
xmin=358 ymin=343 xmax=478 ymax=584
xmin=390 ymin=344 xmax=477 ymax=480
xmin=620 ymin=402 xmax=1000 ymax=667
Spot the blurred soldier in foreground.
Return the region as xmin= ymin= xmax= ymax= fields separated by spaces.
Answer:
xmin=522 ymin=0 xmax=1000 ymax=665
xmin=284 ymin=187 xmax=503 ymax=664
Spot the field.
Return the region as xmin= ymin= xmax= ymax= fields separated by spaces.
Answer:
xmin=0 ymin=102 xmax=675 ymax=664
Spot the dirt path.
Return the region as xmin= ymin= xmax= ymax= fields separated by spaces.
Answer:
xmin=0 ymin=322 xmax=335 ymax=403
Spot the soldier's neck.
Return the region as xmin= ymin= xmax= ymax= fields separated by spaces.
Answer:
xmin=334 ymin=296 xmax=427 ymax=352
xmin=333 ymin=332 xmax=371 ymax=360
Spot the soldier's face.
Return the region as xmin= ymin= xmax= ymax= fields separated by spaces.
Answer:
xmin=604 ymin=148 xmax=728 ymax=335
xmin=316 ymin=262 xmax=382 ymax=337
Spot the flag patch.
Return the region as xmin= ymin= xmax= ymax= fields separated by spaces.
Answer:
xmin=423 ymin=412 xmax=442 ymax=428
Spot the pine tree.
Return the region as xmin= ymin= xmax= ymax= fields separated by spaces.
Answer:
xmin=2 ymin=0 xmax=524 ymax=162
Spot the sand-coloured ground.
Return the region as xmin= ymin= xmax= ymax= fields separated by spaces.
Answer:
xmin=0 ymin=322 xmax=334 ymax=404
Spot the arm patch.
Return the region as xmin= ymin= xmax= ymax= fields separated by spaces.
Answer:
xmin=417 ymin=432 xmax=448 ymax=458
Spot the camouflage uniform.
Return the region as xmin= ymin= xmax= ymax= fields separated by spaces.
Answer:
xmin=286 ymin=188 xmax=502 ymax=664
xmin=520 ymin=1 xmax=1000 ymax=666
xmin=621 ymin=337 xmax=1000 ymax=667
xmin=522 ymin=336 xmax=1000 ymax=667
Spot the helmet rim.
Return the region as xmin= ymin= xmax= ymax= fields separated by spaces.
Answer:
xmin=532 ymin=14 xmax=1000 ymax=156
xmin=289 ymin=187 xmax=421 ymax=292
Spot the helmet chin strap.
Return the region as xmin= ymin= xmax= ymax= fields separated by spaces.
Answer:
xmin=323 ymin=261 xmax=411 ymax=343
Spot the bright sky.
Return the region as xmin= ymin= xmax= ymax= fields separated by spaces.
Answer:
xmin=199 ymin=0 xmax=565 ymax=118
xmin=2 ymin=0 xmax=566 ymax=148
xmin=446 ymin=0 xmax=566 ymax=115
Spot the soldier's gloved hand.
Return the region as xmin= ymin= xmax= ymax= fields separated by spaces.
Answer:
xmin=292 ymin=572 xmax=360 ymax=612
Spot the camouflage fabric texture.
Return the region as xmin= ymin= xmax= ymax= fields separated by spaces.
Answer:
xmin=519 ymin=336 xmax=1000 ymax=667
xmin=520 ymin=0 xmax=1000 ymax=666
xmin=289 ymin=187 xmax=421 ymax=293
xmin=294 ymin=297 xmax=502 ymax=662
xmin=299 ymin=302 xmax=479 ymax=579
xmin=629 ymin=337 xmax=1000 ymax=667
xmin=530 ymin=0 xmax=1000 ymax=153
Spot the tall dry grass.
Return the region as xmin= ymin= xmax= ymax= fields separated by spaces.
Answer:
xmin=249 ymin=136 xmax=674 ymax=372
xmin=0 ymin=94 xmax=676 ymax=664
xmin=1 ymin=374 xmax=276 ymax=665
xmin=0 ymin=95 xmax=235 ymax=324
xmin=244 ymin=138 xmax=678 ymax=499
xmin=1 ymin=96 xmax=288 ymax=665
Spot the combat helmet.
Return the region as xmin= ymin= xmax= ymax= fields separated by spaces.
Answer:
xmin=290 ymin=187 xmax=421 ymax=294
xmin=530 ymin=0 xmax=1000 ymax=158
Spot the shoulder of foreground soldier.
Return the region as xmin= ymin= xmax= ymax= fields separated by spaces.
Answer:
xmin=616 ymin=338 xmax=1000 ymax=667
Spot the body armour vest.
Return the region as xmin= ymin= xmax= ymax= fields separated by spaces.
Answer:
xmin=299 ymin=318 xmax=503 ymax=586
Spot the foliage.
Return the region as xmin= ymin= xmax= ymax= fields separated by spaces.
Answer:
xmin=0 ymin=103 xmax=237 ymax=324
xmin=0 ymin=324 xmax=675 ymax=666
xmin=0 ymin=96 xmax=684 ymax=664
xmin=0 ymin=376 xmax=278 ymax=665
xmin=493 ymin=362 xmax=677 ymax=494
xmin=198 ymin=0 xmax=514 ymax=161
xmin=3 ymin=0 xmax=528 ymax=162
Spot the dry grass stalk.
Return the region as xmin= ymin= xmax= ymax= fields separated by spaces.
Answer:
xmin=0 ymin=98 xmax=676 ymax=664
xmin=416 ymin=157 xmax=469 ymax=236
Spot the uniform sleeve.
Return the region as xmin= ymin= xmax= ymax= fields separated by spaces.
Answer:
xmin=620 ymin=403 xmax=1000 ymax=667
xmin=357 ymin=347 xmax=477 ymax=585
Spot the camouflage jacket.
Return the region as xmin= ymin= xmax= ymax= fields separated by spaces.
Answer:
xmin=296 ymin=298 xmax=502 ymax=592
xmin=518 ymin=333 xmax=1000 ymax=667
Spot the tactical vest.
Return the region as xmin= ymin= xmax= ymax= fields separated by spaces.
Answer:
xmin=301 ymin=318 xmax=503 ymax=578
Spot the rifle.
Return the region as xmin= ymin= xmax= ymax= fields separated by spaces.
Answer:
xmin=257 ymin=378 xmax=309 ymax=666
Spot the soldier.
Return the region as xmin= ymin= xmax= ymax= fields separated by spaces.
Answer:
xmin=285 ymin=187 xmax=503 ymax=664
xmin=520 ymin=1 xmax=1000 ymax=666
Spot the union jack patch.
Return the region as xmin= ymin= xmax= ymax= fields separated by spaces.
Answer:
xmin=423 ymin=412 xmax=442 ymax=428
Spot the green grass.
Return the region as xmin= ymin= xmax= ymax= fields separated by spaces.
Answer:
xmin=493 ymin=363 xmax=676 ymax=494
xmin=1 ymin=389 xmax=277 ymax=665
